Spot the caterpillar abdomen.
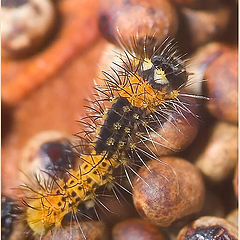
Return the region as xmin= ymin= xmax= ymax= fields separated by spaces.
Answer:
xmin=95 ymin=97 xmax=147 ymax=156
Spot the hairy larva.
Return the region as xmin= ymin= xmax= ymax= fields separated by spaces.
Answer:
xmin=20 ymin=35 xmax=206 ymax=238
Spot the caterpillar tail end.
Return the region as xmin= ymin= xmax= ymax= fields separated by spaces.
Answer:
xmin=26 ymin=199 xmax=55 ymax=236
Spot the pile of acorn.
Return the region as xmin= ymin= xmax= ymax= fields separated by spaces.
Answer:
xmin=2 ymin=0 xmax=238 ymax=239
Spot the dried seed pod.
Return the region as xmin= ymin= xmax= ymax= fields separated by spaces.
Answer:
xmin=179 ymin=5 xmax=231 ymax=49
xmin=206 ymin=49 xmax=238 ymax=124
xmin=195 ymin=121 xmax=238 ymax=182
xmin=133 ymin=157 xmax=205 ymax=227
xmin=112 ymin=218 xmax=166 ymax=240
xmin=177 ymin=216 xmax=238 ymax=240
xmin=2 ymin=0 xmax=56 ymax=58
xmin=226 ymin=209 xmax=238 ymax=227
xmin=19 ymin=131 xmax=76 ymax=185
xmin=43 ymin=221 xmax=107 ymax=240
xmin=98 ymin=0 xmax=178 ymax=45
xmin=233 ymin=163 xmax=238 ymax=198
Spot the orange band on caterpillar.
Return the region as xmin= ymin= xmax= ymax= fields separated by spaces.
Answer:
xmin=22 ymin=36 xmax=199 ymax=237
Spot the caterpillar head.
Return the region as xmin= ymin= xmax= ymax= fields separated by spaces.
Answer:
xmin=138 ymin=55 xmax=188 ymax=93
xmin=116 ymin=35 xmax=189 ymax=95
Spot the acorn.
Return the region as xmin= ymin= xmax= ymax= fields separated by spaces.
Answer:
xmin=195 ymin=121 xmax=238 ymax=182
xmin=2 ymin=0 xmax=56 ymax=58
xmin=177 ymin=216 xmax=238 ymax=240
xmin=112 ymin=218 xmax=167 ymax=240
xmin=98 ymin=0 xmax=178 ymax=45
xmin=133 ymin=157 xmax=205 ymax=227
xmin=205 ymin=48 xmax=238 ymax=124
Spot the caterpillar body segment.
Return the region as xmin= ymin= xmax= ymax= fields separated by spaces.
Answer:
xmin=25 ymin=149 xmax=126 ymax=236
xmin=23 ymin=36 xmax=192 ymax=237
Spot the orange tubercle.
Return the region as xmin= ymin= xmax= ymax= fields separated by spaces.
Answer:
xmin=117 ymin=74 xmax=179 ymax=112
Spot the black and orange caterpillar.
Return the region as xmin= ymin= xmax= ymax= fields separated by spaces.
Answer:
xmin=22 ymin=36 xmax=197 ymax=237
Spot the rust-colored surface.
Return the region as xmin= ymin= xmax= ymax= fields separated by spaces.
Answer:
xmin=2 ymin=0 xmax=100 ymax=106
xmin=1 ymin=0 xmax=108 ymax=198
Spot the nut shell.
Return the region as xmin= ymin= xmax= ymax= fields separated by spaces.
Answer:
xmin=133 ymin=157 xmax=205 ymax=227
xmin=177 ymin=216 xmax=238 ymax=240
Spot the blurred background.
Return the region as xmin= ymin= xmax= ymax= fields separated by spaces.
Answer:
xmin=1 ymin=0 xmax=238 ymax=237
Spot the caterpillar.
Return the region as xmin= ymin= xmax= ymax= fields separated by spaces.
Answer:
xmin=21 ymin=35 xmax=201 ymax=238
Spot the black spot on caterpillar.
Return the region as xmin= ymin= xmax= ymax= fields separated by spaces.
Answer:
xmin=95 ymin=96 xmax=147 ymax=157
xmin=21 ymin=35 xmax=205 ymax=238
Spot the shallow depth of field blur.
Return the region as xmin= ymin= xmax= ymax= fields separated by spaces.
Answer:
xmin=1 ymin=0 xmax=238 ymax=239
